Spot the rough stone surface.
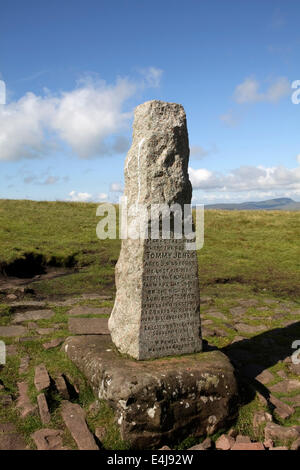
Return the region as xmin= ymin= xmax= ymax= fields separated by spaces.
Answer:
xmin=64 ymin=335 xmax=238 ymax=449
xmin=34 ymin=364 xmax=50 ymax=392
xmin=16 ymin=381 xmax=38 ymax=418
xmin=264 ymin=422 xmax=300 ymax=445
xmin=37 ymin=393 xmax=51 ymax=424
xmin=43 ymin=338 xmax=64 ymax=350
xmin=270 ymin=379 xmax=300 ymax=394
xmin=0 ymin=325 xmax=27 ymax=337
xmin=19 ymin=355 xmax=30 ymax=374
xmin=12 ymin=309 xmax=54 ymax=323
xmin=234 ymin=323 xmax=266 ymax=334
xmin=68 ymin=306 xmax=111 ymax=316
xmin=31 ymin=429 xmax=66 ymax=450
xmin=231 ymin=442 xmax=264 ymax=450
xmin=215 ymin=434 xmax=235 ymax=450
xmin=0 ymin=423 xmax=27 ymax=450
xmin=55 ymin=375 xmax=69 ymax=399
xmin=68 ymin=317 xmax=109 ymax=335
xmin=61 ymin=401 xmax=98 ymax=450
xmin=37 ymin=328 xmax=55 ymax=335
xmin=108 ymin=100 xmax=202 ymax=360
xmin=270 ymin=395 xmax=294 ymax=420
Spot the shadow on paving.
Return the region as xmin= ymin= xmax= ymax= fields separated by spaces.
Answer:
xmin=219 ymin=320 xmax=300 ymax=408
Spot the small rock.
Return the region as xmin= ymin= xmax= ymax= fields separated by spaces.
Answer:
xmin=12 ymin=309 xmax=54 ymax=323
xmin=270 ymin=395 xmax=294 ymax=420
xmin=0 ymin=325 xmax=27 ymax=337
xmin=43 ymin=338 xmax=64 ymax=350
xmin=34 ymin=364 xmax=50 ymax=392
xmin=19 ymin=355 xmax=30 ymax=374
xmin=31 ymin=428 xmax=66 ymax=450
xmin=37 ymin=393 xmax=51 ymax=425
xmin=215 ymin=434 xmax=235 ymax=450
xmin=61 ymin=401 xmax=98 ymax=450
xmin=253 ymin=411 xmax=272 ymax=430
xmin=231 ymin=442 xmax=264 ymax=450
xmin=16 ymin=382 xmax=38 ymax=418
xmin=159 ymin=445 xmax=171 ymax=450
xmin=6 ymin=293 xmax=17 ymax=300
xmin=55 ymin=375 xmax=69 ymax=400
xmin=264 ymin=422 xmax=300 ymax=444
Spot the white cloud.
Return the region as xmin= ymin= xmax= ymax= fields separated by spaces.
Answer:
xmin=139 ymin=67 xmax=163 ymax=88
xmin=97 ymin=193 xmax=108 ymax=201
xmin=110 ymin=182 xmax=123 ymax=192
xmin=234 ymin=76 xmax=290 ymax=104
xmin=190 ymin=144 xmax=217 ymax=159
xmin=68 ymin=190 xmax=108 ymax=202
xmin=68 ymin=190 xmax=92 ymax=202
xmin=219 ymin=109 xmax=240 ymax=127
xmin=0 ymin=69 xmax=163 ymax=161
xmin=189 ymin=164 xmax=300 ymax=195
xmin=297 ymin=154 xmax=300 ymax=164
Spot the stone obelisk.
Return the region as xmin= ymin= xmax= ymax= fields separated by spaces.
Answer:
xmin=108 ymin=100 xmax=202 ymax=360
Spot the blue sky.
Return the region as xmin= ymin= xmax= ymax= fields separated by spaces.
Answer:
xmin=1 ymin=0 xmax=300 ymax=203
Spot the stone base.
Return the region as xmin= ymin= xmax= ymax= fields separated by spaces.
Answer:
xmin=64 ymin=335 xmax=239 ymax=449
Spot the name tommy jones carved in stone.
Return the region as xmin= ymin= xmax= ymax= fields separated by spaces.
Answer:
xmin=108 ymin=100 xmax=202 ymax=360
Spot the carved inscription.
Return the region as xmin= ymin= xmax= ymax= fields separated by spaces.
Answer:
xmin=139 ymin=239 xmax=201 ymax=358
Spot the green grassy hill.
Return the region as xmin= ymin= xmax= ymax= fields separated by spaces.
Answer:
xmin=0 ymin=199 xmax=299 ymax=300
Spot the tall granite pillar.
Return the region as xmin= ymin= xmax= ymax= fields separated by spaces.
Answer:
xmin=108 ymin=100 xmax=202 ymax=360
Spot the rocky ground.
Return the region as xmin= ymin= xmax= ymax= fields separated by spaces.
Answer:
xmin=0 ymin=284 xmax=300 ymax=450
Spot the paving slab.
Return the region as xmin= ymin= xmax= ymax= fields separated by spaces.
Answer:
xmin=68 ymin=317 xmax=109 ymax=335
xmin=12 ymin=309 xmax=55 ymax=323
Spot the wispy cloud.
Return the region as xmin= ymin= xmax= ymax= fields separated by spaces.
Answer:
xmin=189 ymin=159 xmax=300 ymax=195
xmin=190 ymin=144 xmax=217 ymax=159
xmin=233 ymin=76 xmax=290 ymax=104
xmin=68 ymin=190 xmax=108 ymax=202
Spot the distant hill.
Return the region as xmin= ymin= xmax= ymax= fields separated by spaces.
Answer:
xmin=205 ymin=197 xmax=300 ymax=211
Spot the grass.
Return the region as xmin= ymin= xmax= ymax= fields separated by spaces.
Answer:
xmin=0 ymin=200 xmax=299 ymax=300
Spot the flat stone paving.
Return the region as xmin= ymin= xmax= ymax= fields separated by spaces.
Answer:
xmin=0 ymin=293 xmax=299 ymax=450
